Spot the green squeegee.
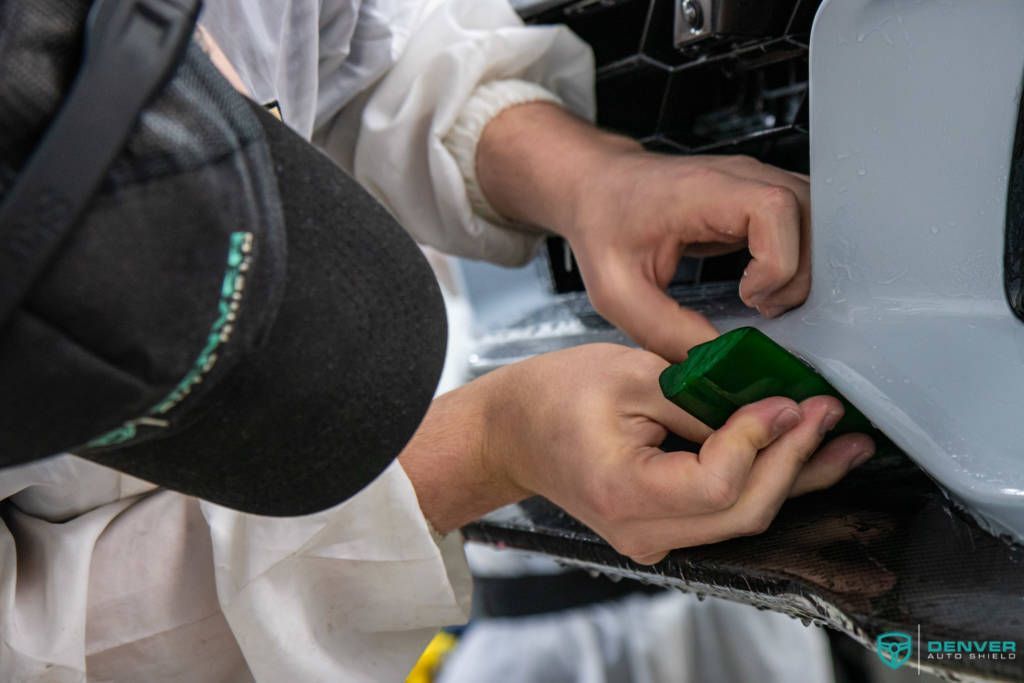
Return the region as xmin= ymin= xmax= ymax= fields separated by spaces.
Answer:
xmin=659 ymin=327 xmax=878 ymax=438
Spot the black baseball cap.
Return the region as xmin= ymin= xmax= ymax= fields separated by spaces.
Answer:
xmin=0 ymin=0 xmax=447 ymax=515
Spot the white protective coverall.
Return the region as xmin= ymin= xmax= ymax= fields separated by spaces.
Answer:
xmin=0 ymin=1 xmax=833 ymax=681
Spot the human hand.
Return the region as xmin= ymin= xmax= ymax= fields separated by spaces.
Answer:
xmin=563 ymin=153 xmax=811 ymax=360
xmin=401 ymin=344 xmax=874 ymax=564
xmin=476 ymin=103 xmax=811 ymax=362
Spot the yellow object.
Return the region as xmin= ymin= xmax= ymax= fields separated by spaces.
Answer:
xmin=407 ymin=631 xmax=459 ymax=683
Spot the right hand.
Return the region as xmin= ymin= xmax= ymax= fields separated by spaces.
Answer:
xmin=474 ymin=99 xmax=813 ymax=361
xmin=561 ymin=153 xmax=814 ymax=360
xmin=474 ymin=344 xmax=874 ymax=564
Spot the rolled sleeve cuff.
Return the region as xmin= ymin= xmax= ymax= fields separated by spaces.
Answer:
xmin=443 ymin=79 xmax=563 ymax=228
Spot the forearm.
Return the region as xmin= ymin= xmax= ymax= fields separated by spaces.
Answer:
xmin=475 ymin=102 xmax=641 ymax=239
xmin=398 ymin=376 xmax=528 ymax=535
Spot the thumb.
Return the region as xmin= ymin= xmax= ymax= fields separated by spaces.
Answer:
xmin=588 ymin=262 xmax=718 ymax=361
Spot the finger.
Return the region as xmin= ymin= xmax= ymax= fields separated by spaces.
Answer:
xmin=588 ymin=259 xmax=718 ymax=361
xmin=674 ymin=169 xmax=803 ymax=306
xmin=639 ymin=371 xmax=713 ymax=443
xmin=618 ymin=350 xmax=708 ymax=444
xmin=736 ymin=185 xmax=803 ymax=307
xmin=755 ymin=186 xmax=812 ymax=315
xmin=788 ymin=433 xmax=875 ymax=497
xmin=621 ymin=397 xmax=802 ymax=520
xmin=756 ymin=240 xmax=811 ymax=316
xmin=693 ymin=396 xmax=804 ymax=502
xmin=602 ymin=396 xmax=840 ymax=555
xmin=702 ymin=158 xmax=811 ymax=313
xmin=631 ymin=551 xmax=669 ymax=566
xmin=609 ymin=348 xmax=708 ymax=443
xmin=709 ymin=155 xmax=810 ymax=198
xmin=600 ymin=396 xmax=802 ymax=524
xmin=710 ymin=396 xmax=842 ymax=532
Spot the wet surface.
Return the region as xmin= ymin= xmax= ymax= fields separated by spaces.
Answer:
xmin=464 ymin=457 xmax=1024 ymax=681
xmin=485 ymin=3 xmax=1024 ymax=678
xmin=466 ymin=285 xmax=1024 ymax=680
xmin=468 ymin=282 xmax=753 ymax=377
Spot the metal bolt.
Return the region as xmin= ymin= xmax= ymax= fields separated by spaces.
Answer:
xmin=681 ymin=0 xmax=704 ymax=32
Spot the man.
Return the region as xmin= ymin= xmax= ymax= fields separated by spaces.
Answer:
xmin=0 ymin=0 xmax=873 ymax=681
xmin=200 ymin=0 xmax=814 ymax=360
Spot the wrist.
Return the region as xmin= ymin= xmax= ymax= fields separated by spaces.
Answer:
xmin=475 ymin=102 xmax=641 ymax=240
xmin=556 ymin=135 xmax=644 ymax=244
xmin=474 ymin=365 xmax=534 ymax=503
xmin=399 ymin=376 xmax=528 ymax=534
xmin=557 ymin=139 xmax=645 ymax=246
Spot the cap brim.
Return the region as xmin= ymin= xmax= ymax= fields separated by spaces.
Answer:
xmin=84 ymin=103 xmax=447 ymax=515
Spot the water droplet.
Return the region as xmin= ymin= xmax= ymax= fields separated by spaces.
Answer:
xmin=930 ymin=226 xmax=940 ymax=235
xmin=857 ymin=169 xmax=867 ymax=176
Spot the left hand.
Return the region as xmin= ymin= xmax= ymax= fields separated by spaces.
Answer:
xmin=399 ymin=344 xmax=874 ymax=560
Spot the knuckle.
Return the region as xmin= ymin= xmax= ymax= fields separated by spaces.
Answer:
xmin=769 ymin=271 xmax=810 ymax=301
xmin=589 ymin=342 xmax=628 ymax=359
xmin=587 ymin=281 xmax=613 ymax=314
xmin=630 ymin=551 xmax=666 ymax=566
xmin=623 ymin=540 xmax=660 ymax=561
xmin=586 ymin=477 xmax=630 ymax=524
xmin=702 ymin=471 xmax=742 ymax=510
xmin=707 ymin=417 xmax=759 ymax=453
xmin=741 ymin=509 xmax=775 ymax=536
xmin=606 ymin=533 xmax=645 ymax=558
xmin=753 ymin=257 xmax=790 ymax=285
xmin=700 ymin=430 xmax=726 ymax=460
xmin=686 ymin=165 xmax=724 ymax=186
xmin=727 ymin=154 xmax=762 ymax=172
xmin=640 ymin=349 xmax=670 ymax=373
xmin=757 ymin=185 xmax=799 ymax=214
xmin=773 ymin=258 xmax=798 ymax=282
xmin=627 ymin=350 xmax=667 ymax=382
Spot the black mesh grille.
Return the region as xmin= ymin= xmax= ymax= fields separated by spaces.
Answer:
xmin=523 ymin=0 xmax=822 ymax=292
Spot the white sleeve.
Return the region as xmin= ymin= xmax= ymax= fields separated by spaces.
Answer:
xmin=200 ymin=460 xmax=472 ymax=683
xmin=314 ymin=0 xmax=596 ymax=267
xmin=443 ymin=79 xmax=564 ymax=228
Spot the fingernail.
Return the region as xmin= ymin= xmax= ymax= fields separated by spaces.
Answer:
xmin=760 ymin=305 xmax=787 ymax=318
xmin=849 ymin=445 xmax=875 ymax=470
xmin=819 ymin=409 xmax=843 ymax=436
xmin=771 ymin=408 xmax=802 ymax=438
